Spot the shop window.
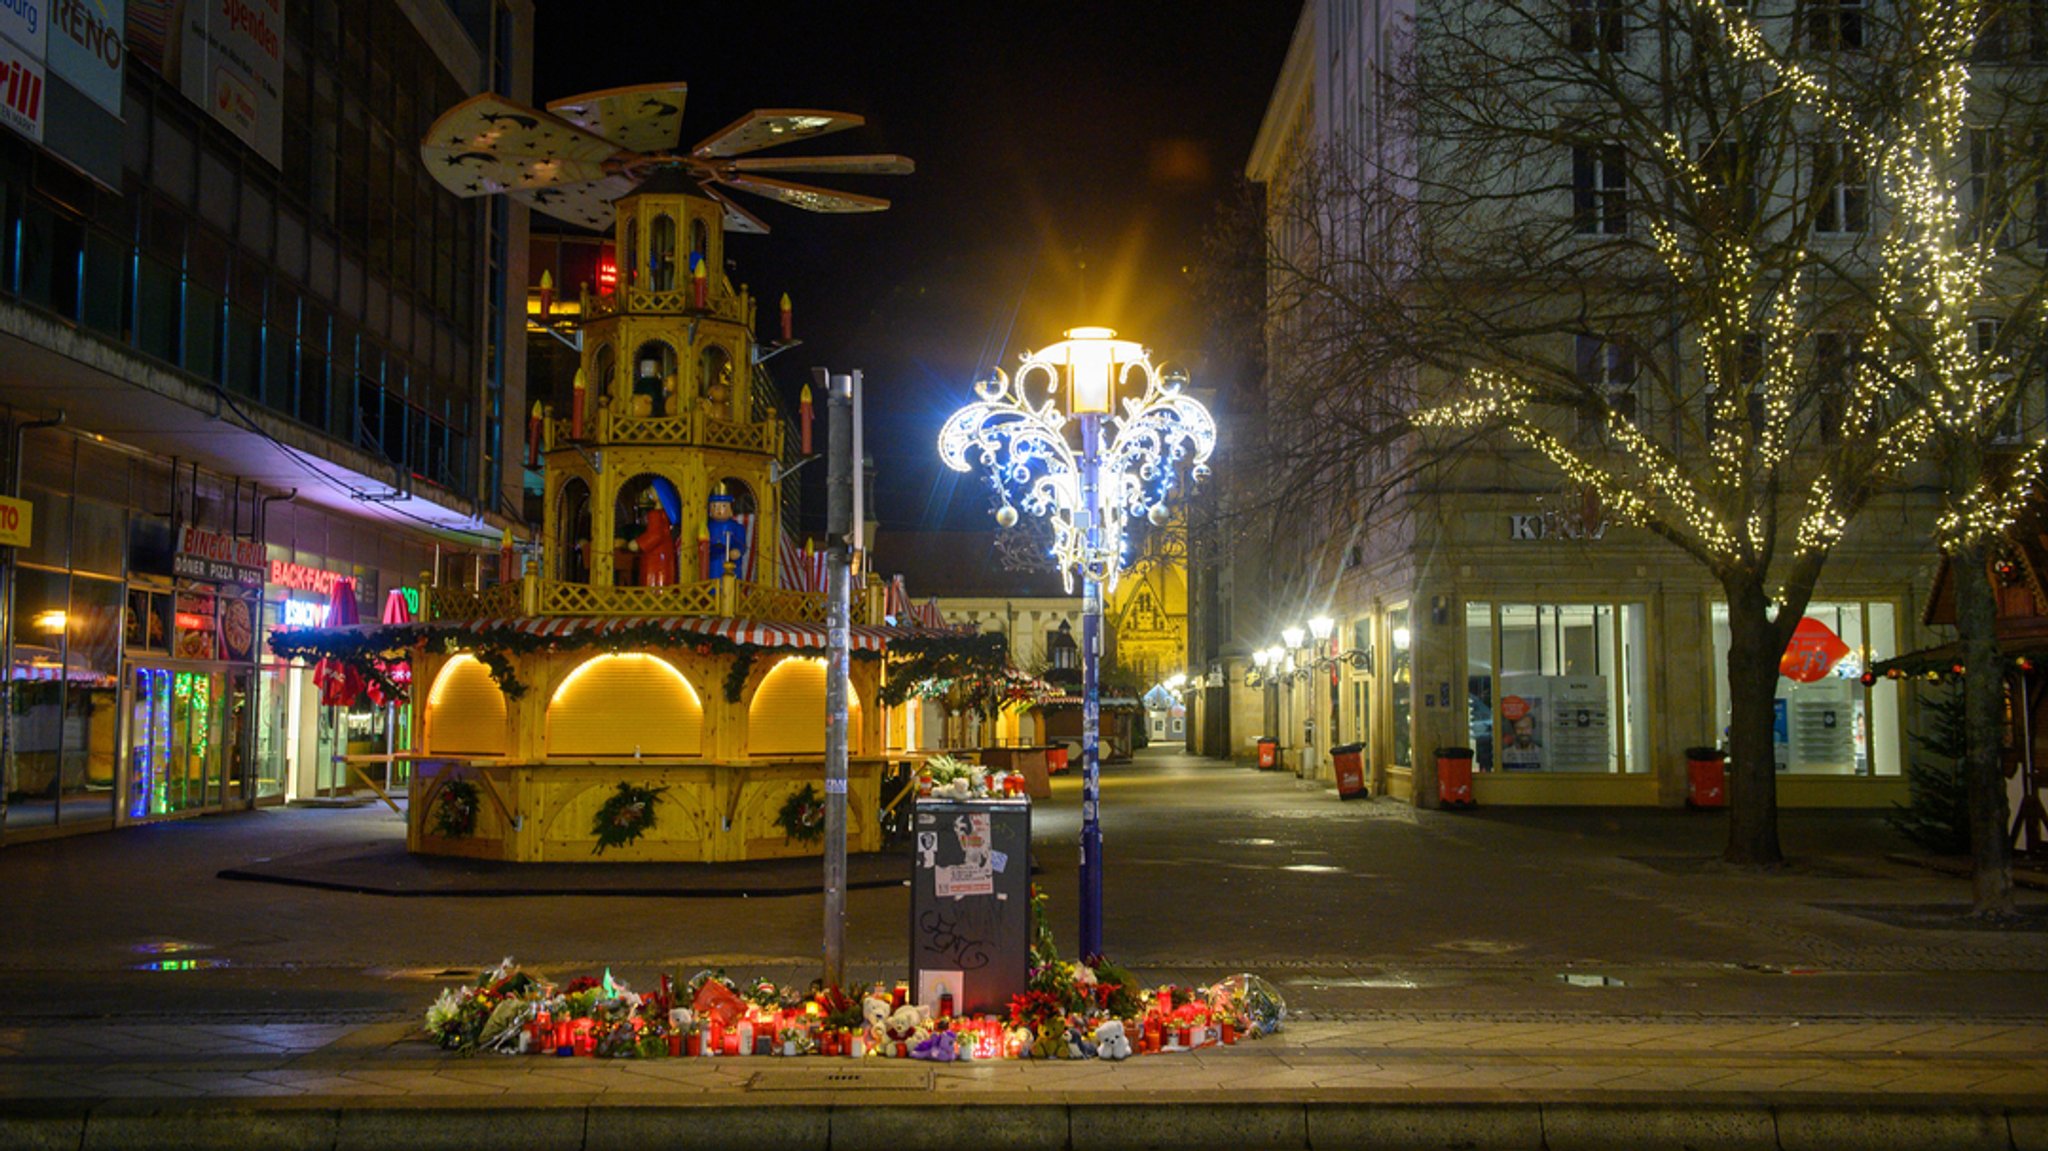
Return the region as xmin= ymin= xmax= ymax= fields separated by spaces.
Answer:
xmin=750 ymin=656 xmax=862 ymax=756
xmin=61 ymin=576 xmax=122 ymax=825
xmin=1711 ymin=601 xmax=1899 ymax=774
xmin=1388 ymin=603 xmax=1412 ymax=769
xmin=426 ymin=654 xmax=509 ymax=756
xmin=1348 ymin=617 xmax=1373 ymax=752
xmin=546 ymin=653 xmax=703 ymax=757
xmin=20 ymin=485 xmax=70 ymax=570
xmin=8 ymin=567 xmax=71 ymax=829
xmin=1468 ymin=602 xmax=1649 ymax=772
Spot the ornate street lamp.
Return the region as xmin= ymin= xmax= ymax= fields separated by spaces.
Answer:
xmin=939 ymin=326 xmax=1215 ymax=959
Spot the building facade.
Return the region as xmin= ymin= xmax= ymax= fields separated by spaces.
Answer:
xmin=0 ymin=0 xmax=533 ymax=840
xmin=1195 ymin=0 xmax=2034 ymax=808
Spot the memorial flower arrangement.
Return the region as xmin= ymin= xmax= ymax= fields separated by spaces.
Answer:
xmin=418 ymin=897 xmax=1282 ymax=1061
xmin=590 ymin=781 xmax=667 ymax=854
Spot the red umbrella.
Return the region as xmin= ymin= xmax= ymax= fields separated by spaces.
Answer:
xmin=313 ymin=579 xmax=364 ymax=706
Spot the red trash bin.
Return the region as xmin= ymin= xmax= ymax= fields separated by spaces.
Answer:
xmin=1436 ymin=747 xmax=1475 ymax=806
xmin=1685 ymin=747 xmax=1726 ymax=808
xmin=1331 ymin=743 xmax=1367 ymax=800
xmin=1256 ymin=737 xmax=1279 ymax=770
xmin=1046 ymin=745 xmax=1070 ymax=775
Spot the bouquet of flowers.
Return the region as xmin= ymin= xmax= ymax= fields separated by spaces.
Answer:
xmin=424 ymin=957 xmax=544 ymax=1054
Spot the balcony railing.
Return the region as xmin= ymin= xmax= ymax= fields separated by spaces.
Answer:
xmin=424 ymin=574 xmax=868 ymax=625
xmin=542 ymin=409 xmax=782 ymax=455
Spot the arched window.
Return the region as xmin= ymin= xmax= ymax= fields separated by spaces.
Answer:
xmin=426 ymin=654 xmax=509 ymax=755
xmin=631 ymin=340 xmax=678 ymax=418
xmin=623 ymin=218 xmax=639 ymax=286
xmin=749 ymin=656 xmax=862 ymax=756
xmin=699 ymin=344 xmax=733 ymax=417
xmin=547 ymin=653 xmax=705 ymax=757
xmin=556 ymin=477 xmax=591 ymax=582
xmin=615 ymin=473 xmax=679 ymax=587
xmin=649 ymin=214 xmax=677 ymax=291
xmin=593 ymin=342 xmax=617 ymax=409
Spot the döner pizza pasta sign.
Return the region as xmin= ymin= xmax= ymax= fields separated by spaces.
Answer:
xmin=175 ymin=525 xmax=264 ymax=587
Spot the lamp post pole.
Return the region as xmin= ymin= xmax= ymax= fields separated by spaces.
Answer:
xmin=1078 ymin=411 xmax=1104 ymax=961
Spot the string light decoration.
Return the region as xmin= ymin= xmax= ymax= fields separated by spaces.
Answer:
xmin=938 ymin=330 xmax=1216 ymax=593
xmin=1420 ymin=0 xmax=2037 ymax=589
xmin=1715 ymin=0 xmax=2039 ymax=551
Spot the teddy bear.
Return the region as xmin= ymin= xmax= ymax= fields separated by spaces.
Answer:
xmin=876 ymin=1002 xmax=929 ymax=1058
xmin=860 ymin=995 xmax=893 ymax=1054
xmin=1093 ymin=1019 xmax=1132 ymax=1061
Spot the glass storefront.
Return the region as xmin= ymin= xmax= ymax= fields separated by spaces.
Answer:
xmin=1711 ymin=600 xmax=1900 ymax=775
xmin=1388 ymin=603 xmax=1413 ymax=769
xmin=1466 ymin=601 xmax=1651 ymax=772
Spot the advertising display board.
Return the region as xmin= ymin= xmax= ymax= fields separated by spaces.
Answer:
xmin=909 ymin=798 xmax=1030 ymax=1018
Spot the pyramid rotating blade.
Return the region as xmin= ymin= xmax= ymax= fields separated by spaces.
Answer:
xmin=421 ymin=94 xmax=619 ymax=197
xmin=693 ymin=109 xmax=863 ymax=158
xmin=547 ymin=82 xmax=687 ymax=154
xmin=511 ymin=174 xmax=638 ymax=232
xmin=701 ymin=184 xmax=772 ymax=235
xmin=729 ymin=154 xmax=915 ymax=176
xmin=719 ymin=173 xmax=891 ymax=214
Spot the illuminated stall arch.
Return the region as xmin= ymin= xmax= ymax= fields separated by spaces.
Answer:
xmin=749 ymin=655 xmax=862 ymax=756
xmin=547 ymin=653 xmax=704 ymax=757
xmin=426 ymin=654 xmax=509 ymax=756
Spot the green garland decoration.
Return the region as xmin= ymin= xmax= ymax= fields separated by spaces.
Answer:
xmin=430 ymin=779 xmax=481 ymax=838
xmin=878 ymin=632 xmax=1014 ymax=707
xmin=591 ymin=782 xmax=668 ymax=854
xmin=268 ymin=618 xmax=893 ymax=705
xmin=775 ymin=782 xmax=825 ymax=844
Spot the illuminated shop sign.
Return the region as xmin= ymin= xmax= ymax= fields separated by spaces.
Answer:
xmin=174 ymin=525 xmax=264 ymax=587
xmin=281 ymin=599 xmax=328 ymax=628
xmin=268 ymin=559 xmax=348 ymax=595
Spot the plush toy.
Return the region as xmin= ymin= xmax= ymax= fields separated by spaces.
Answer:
xmin=910 ymin=1027 xmax=959 ymax=1062
xmin=1029 ymin=1025 xmax=1065 ymax=1060
xmin=879 ymin=1003 xmax=929 ymax=1058
xmin=1063 ymin=1018 xmax=1097 ymax=1060
xmin=1094 ymin=1019 xmax=1132 ymax=1061
xmin=861 ymin=996 xmax=892 ymax=1054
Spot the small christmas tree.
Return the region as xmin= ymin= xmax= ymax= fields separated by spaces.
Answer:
xmin=1888 ymin=686 xmax=1972 ymax=856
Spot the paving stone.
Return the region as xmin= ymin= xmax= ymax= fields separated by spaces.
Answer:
xmin=1775 ymin=1104 xmax=2012 ymax=1151
xmin=1071 ymin=1100 xmax=1305 ymax=1149
xmin=1543 ymin=1102 xmax=1777 ymax=1151
xmin=585 ymin=1102 xmax=829 ymax=1151
xmin=831 ymin=1103 xmax=1067 ymax=1151
xmin=0 ymin=1101 xmax=88 ymax=1151
xmin=1305 ymin=1102 xmax=1542 ymax=1150
xmin=335 ymin=1100 xmax=586 ymax=1151
xmin=83 ymin=1102 xmax=336 ymax=1151
xmin=2011 ymin=1108 xmax=2048 ymax=1151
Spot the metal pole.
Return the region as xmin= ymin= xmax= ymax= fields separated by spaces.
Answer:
xmin=1079 ymin=411 xmax=1104 ymax=960
xmin=819 ymin=368 xmax=854 ymax=988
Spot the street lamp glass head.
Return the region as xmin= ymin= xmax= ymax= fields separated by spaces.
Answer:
xmin=1392 ymin=626 xmax=1412 ymax=651
xmin=1281 ymin=625 xmax=1306 ymax=650
xmin=1033 ymin=326 xmax=1142 ymax=415
xmin=1309 ymin=616 xmax=1334 ymax=642
xmin=1166 ymin=673 xmax=1186 ymax=690
xmin=1252 ymin=649 xmax=1270 ymax=668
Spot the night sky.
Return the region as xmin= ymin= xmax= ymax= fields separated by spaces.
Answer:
xmin=531 ymin=2 xmax=1296 ymax=531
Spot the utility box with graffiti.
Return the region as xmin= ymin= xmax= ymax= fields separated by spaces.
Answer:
xmin=909 ymin=798 xmax=1032 ymax=1017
